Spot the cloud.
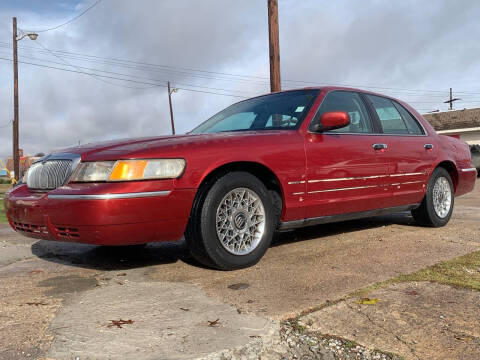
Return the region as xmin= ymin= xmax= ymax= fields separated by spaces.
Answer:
xmin=0 ymin=0 xmax=479 ymax=159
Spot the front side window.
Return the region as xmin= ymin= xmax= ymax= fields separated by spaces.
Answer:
xmin=310 ymin=91 xmax=373 ymax=133
xmin=366 ymin=95 xmax=409 ymax=134
xmin=190 ymin=89 xmax=319 ymax=134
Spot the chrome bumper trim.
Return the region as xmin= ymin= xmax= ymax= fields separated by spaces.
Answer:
xmin=47 ymin=190 xmax=171 ymax=200
xmin=461 ymin=168 xmax=477 ymax=173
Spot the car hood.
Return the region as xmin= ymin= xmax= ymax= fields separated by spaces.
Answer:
xmin=55 ymin=131 xmax=289 ymax=161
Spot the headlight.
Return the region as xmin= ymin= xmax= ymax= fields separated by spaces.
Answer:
xmin=71 ymin=159 xmax=185 ymax=182
xmin=21 ymin=169 xmax=29 ymax=184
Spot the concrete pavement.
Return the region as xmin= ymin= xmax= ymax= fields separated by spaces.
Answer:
xmin=0 ymin=184 xmax=479 ymax=359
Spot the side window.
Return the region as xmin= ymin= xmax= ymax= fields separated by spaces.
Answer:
xmin=311 ymin=91 xmax=373 ymax=133
xmin=366 ymin=95 xmax=409 ymax=134
xmin=393 ymin=102 xmax=424 ymax=135
xmin=204 ymin=112 xmax=256 ymax=133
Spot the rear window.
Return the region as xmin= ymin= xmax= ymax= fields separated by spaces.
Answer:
xmin=393 ymin=102 xmax=425 ymax=135
xmin=366 ymin=95 xmax=409 ymax=134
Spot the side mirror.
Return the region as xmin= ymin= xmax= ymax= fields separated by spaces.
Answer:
xmin=311 ymin=111 xmax=350 ymax=132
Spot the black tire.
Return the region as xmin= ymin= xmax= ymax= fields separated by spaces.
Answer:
xmin=185 ymin=171 xmax=276 ymax=270
xmin=411 ymin=167 xmax=454 ymax=227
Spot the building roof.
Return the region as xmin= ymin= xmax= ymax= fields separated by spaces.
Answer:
xmin=423 ymin=108 xmax=480 ymax=131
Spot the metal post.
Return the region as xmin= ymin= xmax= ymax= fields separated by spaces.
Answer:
xmin=12 ymin=17 xmax=19 ymax=181
xmin=267 ymin=0 xmax=281 ymax=93
xmin=167 ymin=81 xmax=176 ymax=135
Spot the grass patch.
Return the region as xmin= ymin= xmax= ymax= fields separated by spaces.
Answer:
xmin=352 ymin=250 xmax=480 ymax=298
xmin=0 ymin=192 xmax=6 ymax=223
xmin=394 ymin=251 xmax=480 ymax=291
xmin=0 ymin=184 xmax=13 ymax=223
xmin=283 ymin=252 xmax=479 ymax=360
xmin=299 ymin=251 xmax=480 ymax=313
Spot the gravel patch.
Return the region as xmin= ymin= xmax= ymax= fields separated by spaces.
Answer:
xmin=277 ymin=320 xmax=403 ymax=360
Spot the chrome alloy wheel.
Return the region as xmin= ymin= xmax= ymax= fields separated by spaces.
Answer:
xmin=215 ymin=187 xmax=266 ymax=255
xmin=432 ymin=176 xmax=452 ymax=218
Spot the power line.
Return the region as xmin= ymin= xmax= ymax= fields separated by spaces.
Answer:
xmin=24 ymin=0 xmax=103 ymax=33
xmin=6 ymin=52 xmax=480 ymax=106
xmin=0 ymin=57 xmax=248 ymax=98
xmin=4 ymin=41 xmax=480 ymax=96
xmin=0 ymin=40 xmax=272 ymax=82
xmin=3 ymin=41 xmax=480 ymax=103
xmin=9 ymin=48 xmax=480 ymax=104
xmin=1 ymin=49 xmax=258 ymax=96
xmin=25 ymin=35 xmax=154 ymax=90
xmin=0 ymin=42 xmax=272 ymax=87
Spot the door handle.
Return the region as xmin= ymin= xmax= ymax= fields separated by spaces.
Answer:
xmin=372 ymin=143 xmax=388 ymax=150
xmin=424 ymin=144 xmax=434 ymax=150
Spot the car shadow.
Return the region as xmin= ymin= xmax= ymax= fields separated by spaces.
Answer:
xmin=31 ymin=237 xmax=206 ymax=271
xmin=32 ymin=212 xmax=415 ymax=271
xmin=272 ymin=211 xmax=415 ymax=247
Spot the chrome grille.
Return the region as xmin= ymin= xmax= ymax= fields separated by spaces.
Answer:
xmin=27 ymin=160 xmax=73 ymax=190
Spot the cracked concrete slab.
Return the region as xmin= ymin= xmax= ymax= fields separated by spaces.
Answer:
xmin=46 ymin=281 xmax=278 ymax=360
xmin=303 ymin=282 xmax=480 ymax=360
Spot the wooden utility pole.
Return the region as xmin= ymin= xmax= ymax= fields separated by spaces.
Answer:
xmin=444 ymin=88 xmax=461 ymax=110
xmin=267 ymin=0 xmax=281 ymax=93
xmin=167 ymin=81 xmax=176 ymax=135
xmin=449 ymin=87 xmax=453 ymax=110
xmin=12 ymin=17 xmax=20 ymax=181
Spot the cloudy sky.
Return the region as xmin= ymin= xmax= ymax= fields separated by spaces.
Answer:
xmin=0 ymin=0 xmax=480 ymax=159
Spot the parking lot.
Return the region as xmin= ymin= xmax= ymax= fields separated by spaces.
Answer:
xmin=1 ymin=183 xmax=479 ymax=359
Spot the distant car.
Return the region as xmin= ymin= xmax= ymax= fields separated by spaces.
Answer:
xmin=4 ymin=87 xmax=477 ymax=270
xmin=471 ymin=145 xmax=480 ymax=172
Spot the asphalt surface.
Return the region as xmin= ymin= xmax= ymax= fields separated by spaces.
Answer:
xmin=0 ymin=183 xmax=479 ymax=359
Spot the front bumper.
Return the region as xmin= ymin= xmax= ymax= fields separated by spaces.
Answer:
xmin=4 ymin=183 xmax=196 ymax=245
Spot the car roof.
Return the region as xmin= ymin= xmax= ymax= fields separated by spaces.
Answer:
xmin=244 ymin=86 xmax=407 ymax=106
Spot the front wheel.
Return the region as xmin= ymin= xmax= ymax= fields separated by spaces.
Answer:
xmin=185 ymin=172 xmax=276 ymax=270
xmin=411 ymin=167 xmax=454 ymax=227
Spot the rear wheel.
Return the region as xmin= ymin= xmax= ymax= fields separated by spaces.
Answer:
xmin=185 ymin=172 xmax=276 ymax=270
xmin=411 ymin=167 xmax=454 ymax=227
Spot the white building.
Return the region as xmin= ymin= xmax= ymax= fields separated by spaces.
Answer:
xmin=423 ymin=108 xmax=480 ymax=145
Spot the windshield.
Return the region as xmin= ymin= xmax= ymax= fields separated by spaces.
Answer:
xmin=190 ymin=89 xmax=320 ymax=134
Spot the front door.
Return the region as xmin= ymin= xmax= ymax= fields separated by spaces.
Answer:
xmin=304 ymin=90 xmax=391 ymax=218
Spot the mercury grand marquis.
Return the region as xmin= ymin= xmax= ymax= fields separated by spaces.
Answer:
xmin=4 ymin=87 xmax=477 ymax=270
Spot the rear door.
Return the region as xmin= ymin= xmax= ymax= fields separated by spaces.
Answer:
xmin=364 ymin=94 xmax=434 ymax=206
xmin=304 ymin=90 xmax=391 ymax=218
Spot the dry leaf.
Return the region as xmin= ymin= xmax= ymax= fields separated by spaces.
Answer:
xmin=208 ymin=319 xmax=220 ymax=327
xmin=107 ymin=319 xmax=134 ymax=329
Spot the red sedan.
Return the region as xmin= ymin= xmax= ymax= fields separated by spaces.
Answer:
xmin=4 ymin=87 xmax=477 ymax=270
